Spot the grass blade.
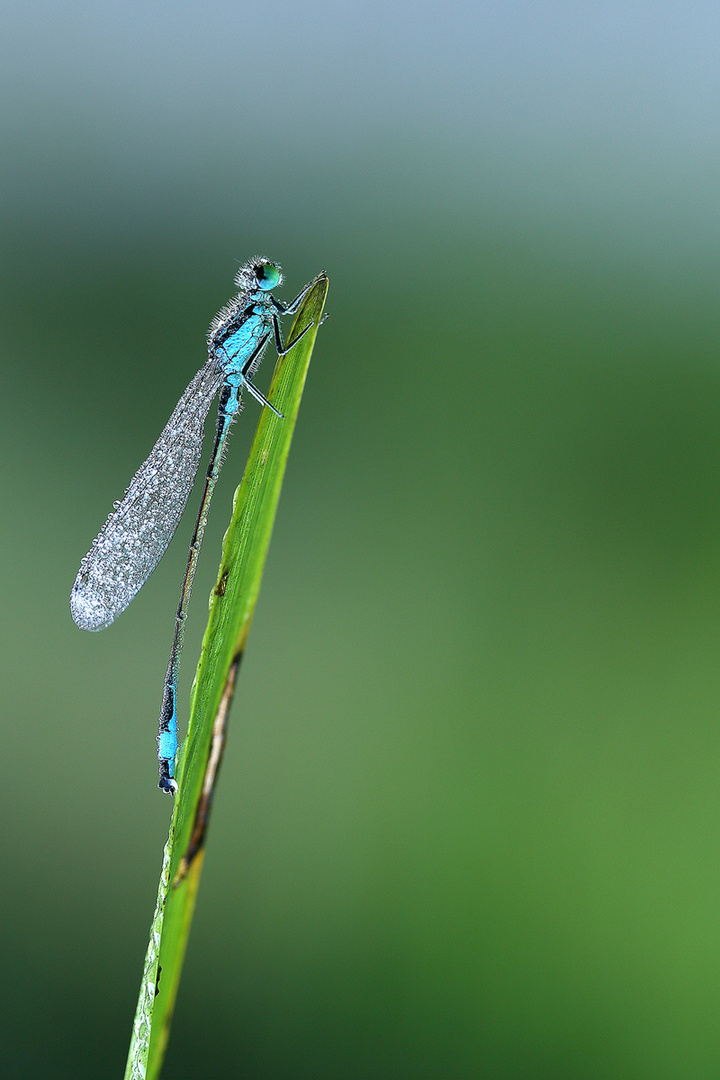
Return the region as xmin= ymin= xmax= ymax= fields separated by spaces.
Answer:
xmin=124 ymin=271 xmax=328 ymax=1080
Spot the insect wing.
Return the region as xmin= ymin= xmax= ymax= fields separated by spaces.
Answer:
xmin=70 ymin=358 xmax=224 ymax=630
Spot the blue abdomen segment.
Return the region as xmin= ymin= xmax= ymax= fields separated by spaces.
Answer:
xmin=157 ymin=678 xmax=179 ymax=792
xmin=157 ymin=729 xmax=177 ymax=770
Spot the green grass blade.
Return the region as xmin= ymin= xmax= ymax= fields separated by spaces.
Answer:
xmin=124 ymin=271 xmax=328 ymax=1080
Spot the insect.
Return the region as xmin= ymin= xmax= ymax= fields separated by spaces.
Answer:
xmin=70 ymin=258 xmax=322 ymax=792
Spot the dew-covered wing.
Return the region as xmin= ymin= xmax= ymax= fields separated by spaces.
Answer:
xmin=70 ymin=358 xmax=224 ymax=630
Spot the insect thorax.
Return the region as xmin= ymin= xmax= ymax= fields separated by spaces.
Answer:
xmin=207 ymin=294 xmax=272 ymax=352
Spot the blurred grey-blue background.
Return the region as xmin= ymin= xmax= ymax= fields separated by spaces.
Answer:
xmin=4 ymin=2 xmax=720 ymax=1077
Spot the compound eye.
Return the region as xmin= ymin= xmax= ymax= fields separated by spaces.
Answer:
xmin=255 ymin=262 xmax=281 ymax=291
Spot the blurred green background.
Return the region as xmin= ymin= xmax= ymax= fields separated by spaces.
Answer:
xmin=4 ymin=2 xmax=720 ymax=1077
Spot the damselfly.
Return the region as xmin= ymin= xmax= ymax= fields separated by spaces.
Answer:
xmin=71 ymin=258 xmax=323 ymax=792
